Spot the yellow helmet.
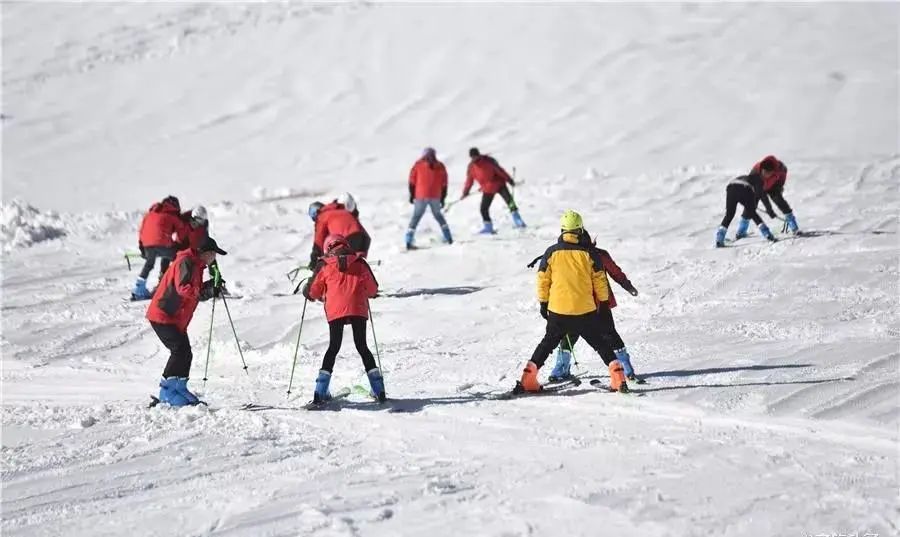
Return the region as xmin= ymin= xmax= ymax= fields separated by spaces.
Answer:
xmin=560 ymin=209 xmax=583 ymax=232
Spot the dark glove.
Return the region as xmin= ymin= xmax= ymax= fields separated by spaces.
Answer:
xmin=625 ymin=283 xmax=639 ymax=297
xmin=440 ymin=198 xmax=446 ymax=209
xmin=508 ymin=178 xmax=516 ymax=186
xmin=138 ymin=243 xmax=146 ymax=259
xmin=539 ymin=302 xmax=548 ymax=319
xmin=409 ymin=195 xmax=415 ymax=205
xmin=301 ymin=283 xmax=312 ymax=300
xmin=199 ymin=278 xmax=225 ymax=301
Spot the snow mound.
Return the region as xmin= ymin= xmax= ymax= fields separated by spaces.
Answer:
xmin=1 ymin=200 xmax=67 ymax=251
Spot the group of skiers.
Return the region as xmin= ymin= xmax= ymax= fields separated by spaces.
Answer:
xmin=134 ymin=151 xmax=801 ymax=406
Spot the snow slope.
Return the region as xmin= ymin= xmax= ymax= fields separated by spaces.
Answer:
xmin=2 ymin=3 xmax=898 ymax=537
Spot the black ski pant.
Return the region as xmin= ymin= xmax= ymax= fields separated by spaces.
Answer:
xmin=720 ymin=184 xmax=762 ymax=229
xmin=530 ymin=311 xmax=618 ymax=369
xmin=321 ymin=316 xmax=378 ymax=373
xmin=766 ymin=183 xmax=793 ymax=215
xmin=480 ymin=185 xmax=517 ymax=223
xmin=151 ymin=322 xmax=193 ymax=378
xmin=562 ymin=306 xmax=625 ymax=352
xmin=140 ymin=246 xmax=177 ymax=281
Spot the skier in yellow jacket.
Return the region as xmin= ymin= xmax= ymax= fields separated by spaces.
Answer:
xmin=518 ymin=210 xmax=629 ymax=393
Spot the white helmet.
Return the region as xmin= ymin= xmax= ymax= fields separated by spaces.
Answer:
xmin=191 ymin=204 xmax=208 ymax=223
xmin=336 ymin=192 xmax=357 ymax=213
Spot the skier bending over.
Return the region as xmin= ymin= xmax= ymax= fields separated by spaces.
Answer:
xmin=749 ymin=155 xmax=801 ymax=235
xmin=303 ymin=234 xmax=385 ymax=404
xmin=307 ymin=198 xmax=371 ymax=269
xmin=178 ymin=204 xmax=210 ymax=251
xmin=132 ymin=195 xmax=185 ymax=300
xmin=146 ymin=236 xmax=227 ymax=406
xmin=518 ymin=210 xmax=629 ymax=394
xmin=715 ymin=167 xmax=779 ymax=247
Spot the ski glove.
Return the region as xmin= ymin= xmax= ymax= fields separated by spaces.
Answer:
xmin=199 ymin=279 xmax=224 ymax=301
xmin=138 ymin=242 xmax=146 ymax=259
xmin=539 ymin=302 xmax=548 ymax=319
xmin=626 ymin=284 xmax=639 ymax=297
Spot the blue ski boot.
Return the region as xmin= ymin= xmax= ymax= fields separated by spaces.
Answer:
xmin=405 ymin=229 xmax=415 ymax=250
xmin=715 ymin=226 xmax=727 ymax=248
xmin=511 ymin=210 xmax=527 ymax=229
xmin=366 ymin=367 xmax=387 ymax=402
xmin=734 ymin=218 xmax=750 ymax=240
xmin=441 ymin=225 xmax=453 ymax=244
xmin=173 ymin=377 xmax=201 ymax=405
xmin=158 ymin=377 xmax=190 ymax=407
xmin=784 ymin=212 xmax=800 ymax=234
xmin=313 ymin=370 xmax=332 ymax=404
xmin=548 ymin=348 xmax=573 ymax=381
xmin=131 ymin=277 xmax=152 ymax=300
xmin=759 ymin=223 xmax=778 ymax=243
xmin=478 ymin=221 xmax=495 ymax=235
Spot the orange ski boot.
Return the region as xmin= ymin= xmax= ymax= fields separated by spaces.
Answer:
xmin=518 ymin=361 xmax=543 ymax=393
xmin=608 ymin=359 xmax=630 ymax=393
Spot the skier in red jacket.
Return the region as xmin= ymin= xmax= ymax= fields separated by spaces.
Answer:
xmin=178 ymin=205 xmax=209 ymax=251
xmin=146 ymin=236 xmax=227 ymax=407
xmin=461 ymin=147 xmax=526 ymax=234
xmin=132 ymin=196 xmax=187 ymax=300
xmin=302 ymin=234 xmax=384 ymax=404
xmin=748 ymin=155 xmax=800 ymax=235
xmin=406 ymin=147 xmax=453 ymax=249
xmin=307 ymin=201 xmax=371 ymax=269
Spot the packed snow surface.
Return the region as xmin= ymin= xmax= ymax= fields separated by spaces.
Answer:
xmin=2 ymin=3 xmax=898 ymax=537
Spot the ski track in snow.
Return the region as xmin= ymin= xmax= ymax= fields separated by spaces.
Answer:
xmin=2 ymin=3 xmax=899 ymax=537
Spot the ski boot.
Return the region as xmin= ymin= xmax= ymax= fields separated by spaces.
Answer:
xmin=313 ymin=370 xmax=332 ymax=405
xmin=173 ymin=377 xmax=201 ymax=405
xmin=511 ymin=210 xmax=527 ymax=229
xmin=614 ymin=347 xmax=644 ymax=384
xmin=441 ymin=225 xmax=453 ymax=245
xmin=759 ymin=223 xmax=778 ymax=243
xmin=548 ymin=348 xmax=573 ymax=381
xmin=517 ymin=361 xmax=542 ymax=393
xmin=478 ymin=221 xmax=495 ymax=235
xmin=608 ymin=360 xmax=629 ymax=393
xmin=784 ymin=212 xmax=800 ymax=234
xmin=131 ymin=277 xmax=153 ymax=300
xmin=158 ymin=377 xmax=190 ymax=407
xmin=734 ymin=218 xmax=750 ymax=240
xmin=715 ymin=226 xmax=727 ymax=248
xmin=366 ymin=368 xmax=387 ymax=402
xmin=405 ymin=229 xmax=416 ymax=250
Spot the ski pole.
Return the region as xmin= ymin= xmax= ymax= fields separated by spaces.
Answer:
xmin=202 ymin=295 xmax=217 ymax=384
xmin=220 ymin=294 xmax=249 ymax=375
xmin=286 ymin=297 xmax=309 ymax=397
xmin=367 ymin=299 xmax=384 ymax=372
xmin=565 ymin=334 xmax=580 ymax=370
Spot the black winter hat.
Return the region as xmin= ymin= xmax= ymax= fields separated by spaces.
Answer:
xmin=469 ymin=147 xmax=480 ymax=158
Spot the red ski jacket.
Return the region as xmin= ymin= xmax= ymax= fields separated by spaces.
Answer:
xmin=179 ymin=212 xmax=209 ymax=251
xmin=139 ymin=199 xmax=186 ymax=248
xmin=307 ymin=253 xmax=378 ymax=322
xmin=314 ymin=203 xmax=366 ymax=251
xmin=146 ymin=249 xmax=208 ymax=333
xmin=463 ymin=155 xmax=513 ymax=196
xmin=595 ymin=248 xmax=634 ymax=309
xmin=751 ymin=156 xmax=788 ymax=192
xmin=409 ymin=157 xmax=448 ymax=200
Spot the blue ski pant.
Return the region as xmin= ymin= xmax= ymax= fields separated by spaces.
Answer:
xmin=408 ymin=199 xmax=448 ymax=231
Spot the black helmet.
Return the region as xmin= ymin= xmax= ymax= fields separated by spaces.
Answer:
xmin=162 ymin=195 xmax=180 ymax=210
